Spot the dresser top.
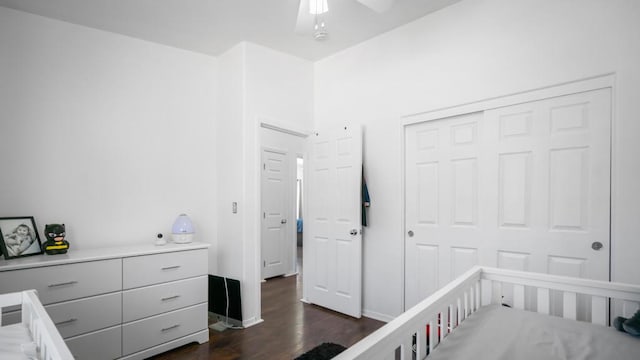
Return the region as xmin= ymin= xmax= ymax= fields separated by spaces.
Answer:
xmin=0 ymin=242 xmax=210 ymax=271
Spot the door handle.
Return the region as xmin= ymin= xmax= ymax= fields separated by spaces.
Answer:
xmin=350 ymin=229 xmax=358 ymax=236
xmin=407 ymin=230 xmax=414 ymax=237
xmin=281 ymin=219 xmax=287 ymax=224
xmin=592 ymin=241 xmax=603 ymax=251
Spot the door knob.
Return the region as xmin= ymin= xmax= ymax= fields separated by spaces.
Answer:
xmin=281 ymin=219 xmax=287 ymax=224
xmin=592 ymin=241 xmax=603 ymax=251
xmin=350 ymin=229 xmax=358 ymax=236
xmin=407 ymin=230 xmax=414 ymax=237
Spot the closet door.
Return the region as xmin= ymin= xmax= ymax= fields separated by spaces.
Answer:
xmin=404 ymin=112 xmax=484 ymax=309
xmin=404 ymin=88 xmax=611 ymax=311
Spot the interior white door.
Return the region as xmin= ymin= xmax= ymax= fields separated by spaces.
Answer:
xmin=305 ymin=125 xmax=363 ymax=318
xmin=404 ymin=88 xmax=611 ymax=312
xmin=261 ymin=148 xmax=289 ymax=279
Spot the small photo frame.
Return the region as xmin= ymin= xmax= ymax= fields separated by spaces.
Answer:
xmin=0 ymin=216 xmax=44 ymax=259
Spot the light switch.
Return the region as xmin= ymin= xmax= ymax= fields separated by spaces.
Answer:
xmin=232 ymin=202 xmax=237 ymax=214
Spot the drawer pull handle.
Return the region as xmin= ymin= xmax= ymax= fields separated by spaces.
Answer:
xmin=161 ymin=324 xmax=180 ymax=332
xmin=55 ymin=318 xmax=78 ymax=325
xmin=161 ymin=295 xmax=181 ymax=301
xmin=161 ymin=265 xmax=181 ymax=271
xmin=48 ymin=281 xmax=78 ymax=288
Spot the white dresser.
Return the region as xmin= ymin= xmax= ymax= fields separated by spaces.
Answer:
xmin=0 ymin=242 xmax=210 ymax=360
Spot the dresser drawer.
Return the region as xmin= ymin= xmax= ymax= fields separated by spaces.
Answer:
xmin=46 ymin=292 xmax=121 ymax=338
xmin=66 ymin=325 xmax=122 ymax=360
xmin=1 ymin=309 xmax=21 ymax=325
xmin=122 ymin=303 xmax=208 ymax=356
xmin=122 ymin=249 xmax=207 ymax=289
xmin=0 ymin=259 xmax=122 ymax=304
xmin=122 ymin=275 xmax=207 ymax=322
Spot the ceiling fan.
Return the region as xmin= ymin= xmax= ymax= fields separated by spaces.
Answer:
xmin=295 ymin=0 xmax=396 ymax=40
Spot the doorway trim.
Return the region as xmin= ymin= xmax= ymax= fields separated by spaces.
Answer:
xmin=257 ymin=119 xmax=310 ymax=305
xmin=403 ymin=73 xmax=615 ymax=126
xmin=260 ymin=119 xmax=310 ymax=138
xmin=399 ymin=73 xmax=616 ymax=311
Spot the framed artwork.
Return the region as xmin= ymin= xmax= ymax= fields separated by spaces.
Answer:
xmin=0 ymin=216 xmax=44 ymax=259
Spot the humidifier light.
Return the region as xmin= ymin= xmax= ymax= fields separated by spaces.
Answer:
xmin=172 ymin=213 xmax=194 ymax=244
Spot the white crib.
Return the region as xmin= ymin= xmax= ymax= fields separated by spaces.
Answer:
xmin=0 ymin=290 xmax=74 ymax=360
xmin=335 ymin=267 xmax=640 ymax=360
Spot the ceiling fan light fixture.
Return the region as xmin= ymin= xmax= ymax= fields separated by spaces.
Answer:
xmin=314 ymin=20 xmax=328 ymax=41
xmin=309 ymin=0 xmax=329 ymax=15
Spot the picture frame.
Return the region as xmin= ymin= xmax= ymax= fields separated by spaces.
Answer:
xmin=0 ymin=216 xmax=44 ymax=259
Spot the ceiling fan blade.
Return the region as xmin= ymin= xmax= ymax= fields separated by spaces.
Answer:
xmin=356 ymin=0 xmax=396 ymax=13
xmin=295 ymin=0 xmax=315 ymax=35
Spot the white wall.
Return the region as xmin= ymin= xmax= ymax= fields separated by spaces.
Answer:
xmin=215 ymin=43 xmax=245 ymax=281
xmin=215 ymin=42 xmax=313 ymax=326
xmin=0 ymin=7 xmax=219 ymax=271
xmin=314 ymin=0 xmax=640 ymax=319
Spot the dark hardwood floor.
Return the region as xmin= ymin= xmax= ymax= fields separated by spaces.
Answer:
xmin=150 ymin=247 xmax=384 ymax=360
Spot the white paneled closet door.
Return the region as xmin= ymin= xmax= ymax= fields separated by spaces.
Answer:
xmin=404 ymin=112 xmax=484 ymax=310
xmin=404 ymin=88 xmax=611 ymax=312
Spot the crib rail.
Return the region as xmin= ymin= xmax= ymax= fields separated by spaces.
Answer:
xmin=335 ymin=267 xmax=484 ymax=360
xmin=0 ymin=290 xmax=74 ymax=360
xmin=480 ymin=267 xmax=640 ymax=323
xmin=334 ymin=267 xmax=640 ymax=360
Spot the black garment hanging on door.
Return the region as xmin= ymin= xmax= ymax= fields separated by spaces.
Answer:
xmin=362 ymin=170 xmax=370 ymax=227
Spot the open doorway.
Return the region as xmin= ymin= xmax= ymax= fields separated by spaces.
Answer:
xmin=259 ymin=125 xmax=307 ymax=283
xmin=259 ymin=125 xmax=307 ymax=329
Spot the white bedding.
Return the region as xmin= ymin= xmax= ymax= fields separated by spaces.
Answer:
xmin=428 ymin=305 xmax=640 ymax=360
xmin=0 ymin=323 xmax=36 ymax=360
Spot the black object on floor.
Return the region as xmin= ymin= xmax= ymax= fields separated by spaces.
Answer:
xmin=295 ymin=343 xmax=347 ymax=360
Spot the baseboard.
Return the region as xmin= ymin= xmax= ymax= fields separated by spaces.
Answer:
xmin=362 ymin=309 xmax=394 ymax=323
xmin=242 ymin=317 xmax=264 ymax=328
xmin=297 ymin=298 xmax=392 ymax=322
xmin=119 ymin=329 xmax=209 ymax=360
xmin=209 ymin=312 xmax=243 ymax=328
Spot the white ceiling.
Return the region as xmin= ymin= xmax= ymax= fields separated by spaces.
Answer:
xmin=0 ymin=0 xmax=461 ymax=61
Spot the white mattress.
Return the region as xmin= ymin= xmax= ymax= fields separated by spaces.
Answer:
xmin=0 ymin=323 xmax=35 ymax=360
xmin=427 ymin=305 xmax=640 ymax=360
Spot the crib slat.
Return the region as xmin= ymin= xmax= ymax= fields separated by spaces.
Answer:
xmin=592 ymin=296 xmax=607 ymax=325
xmin=451 ymin=298 xmax=460 ymax=328
xmin=537 ymin=288 xmax=550 ymax=314
xmin=416 ymin=324 xmax=427 ymax=359
xmin=463 ymin=291 xmax=469 ymax=318
xmin=439 ymin=309 xmax=445 ymax=342
xmin=401 ymin=338 xmax=413 ymax=360
xmin=429 ymin=319 xmax=436 ymax=353
xmin=563 ymin=291 xmax=577 ymax=320
xmin=514 ymin=284 xmax=525 ymax=309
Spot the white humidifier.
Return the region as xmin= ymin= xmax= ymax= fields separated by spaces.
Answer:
xmin=172 ymin=213 xmax=194 ymax=244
